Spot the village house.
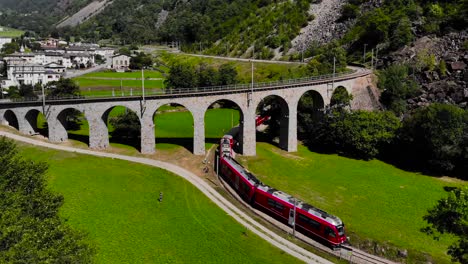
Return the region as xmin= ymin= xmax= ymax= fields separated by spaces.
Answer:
xmin=1 ymin=62 xmax=63 ymax=88
xmin=112 ymin=54 xmax=131 ymax=72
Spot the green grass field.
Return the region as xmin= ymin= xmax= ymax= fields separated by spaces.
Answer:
xmin=16 ymin=144 xmax=300 ymax=264
xmin=79 ymin=70 xmax=166 ymax=79
xmin=239 ymin=143 xmax=467 ymax=263
xmin=73 ymin=70 xmax=167 ymax=97
xmin=0 ymin=26 xmax=24 ymax=37
xmin=33 ymin=105 xmax=463 ymax=262
xmin=159 ymin=53 xmax=309 ymax=83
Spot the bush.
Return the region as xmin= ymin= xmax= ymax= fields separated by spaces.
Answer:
xmin=341 ymin=4 xmax=359 ymax=20
xmin=308 ymin=110 xmax=401 ymax=160
xmin=398 ymin=104 xmax=468 ymax=177
xmin=378 ymin=64 xmax=419 ymax=115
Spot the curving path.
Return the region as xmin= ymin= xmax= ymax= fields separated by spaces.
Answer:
xmin=0 ymin=131 xmax=332 ymax=264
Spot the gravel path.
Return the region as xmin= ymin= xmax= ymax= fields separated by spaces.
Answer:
xmin=0 ymin=131 xmax=332 ymax=264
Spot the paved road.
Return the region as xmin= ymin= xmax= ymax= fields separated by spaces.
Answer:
xmin=0 ymin=131 xmax=332 ymax=264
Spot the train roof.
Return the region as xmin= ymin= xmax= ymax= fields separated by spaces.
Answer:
xmin=256 ymin=184 xmax=343 ymax=227
xmin=223 ymin=157 xmax=262 ymax=186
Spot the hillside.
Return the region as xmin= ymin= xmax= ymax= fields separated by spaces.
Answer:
xmin=0 ymin=0 xmax=92 ymax=34
xmin=57 ymin=0 xmax=112 ymax=28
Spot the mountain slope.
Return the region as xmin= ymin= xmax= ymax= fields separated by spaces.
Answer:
xmin=57 ymin=0 xmax=112 ymax=28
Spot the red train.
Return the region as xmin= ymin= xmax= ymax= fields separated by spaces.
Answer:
xmin=218 ymin=135 xmax=347 ymax=247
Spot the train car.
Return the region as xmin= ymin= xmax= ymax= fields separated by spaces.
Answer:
xmin=255 ymin=115 xmax=271 ymax=126
xmin=218 ymin=134 xmax=347 ymax=247
xmin=253 ymin=184 xmax=347 ymax=247
xmin=219 ymin=155 xmax=262 ymax=202
xmin=220 ymin=135 xmax=234 ymax=158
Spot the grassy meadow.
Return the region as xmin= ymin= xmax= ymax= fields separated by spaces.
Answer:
xmin=239 ymin=143 xmax=467 ymax=263
xmin=16 ymin=144 xmax=300 ymax=264
xmin=73 ymin=70 xmax=166 ymax=97
xmin=159 ymin=53 xmax=309 ymax=83
xmin=0 ymin=26 xmax=24 ymax=37
xmin=27 ymin=103 xmax=465 ymax=263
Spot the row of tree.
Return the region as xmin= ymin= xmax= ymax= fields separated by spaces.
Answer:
xmin=306 ymin=102 xmax=468 ymax=178
xmin=3 ymin=78 xmax=81 ymax=100
xmin=165 ymin=62 xmax=238 ymax=89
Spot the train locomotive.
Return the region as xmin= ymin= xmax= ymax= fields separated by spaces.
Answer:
xmin=218 ymin=135 xmax=347 ymax=247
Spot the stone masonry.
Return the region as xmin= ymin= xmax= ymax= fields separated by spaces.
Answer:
xmin=0 ymin=72 xmax=373 ymax=156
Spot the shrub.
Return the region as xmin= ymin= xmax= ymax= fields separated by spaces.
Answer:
xmin=398 ymin=103 xmax=468 ymax=177
xmin=309 ymin=110 xmax=401 ymax=160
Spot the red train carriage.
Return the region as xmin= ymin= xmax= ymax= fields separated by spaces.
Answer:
xmin=253 ymin=185 xmax=346 ymax=247
xmin=218 ymin=135 xmax=347 ymax=247
xmin=220 ymin=135 xmax=234 ymax=157
xmin=219 ymin=155 xmax=261 ymax=202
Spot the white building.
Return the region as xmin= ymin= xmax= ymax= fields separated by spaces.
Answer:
xmin=0 ymin=37 xmax=12 ymax=51
xmin=1 ymin=63 xmax=63 ymax=88
xmin=112 ymin=54 xmax=131 ymax=72
xmin=95 ymin=47 xmax=115 ymax=57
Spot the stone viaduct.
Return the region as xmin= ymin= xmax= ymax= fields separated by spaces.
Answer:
xmin=0 ymin=69 xmax=375 ymax=156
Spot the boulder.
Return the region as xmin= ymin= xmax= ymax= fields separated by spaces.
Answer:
xmin=398 ymin=249 xmax=408 ymax=258
xmin=449 ymin=61 xmax=467 ymax=71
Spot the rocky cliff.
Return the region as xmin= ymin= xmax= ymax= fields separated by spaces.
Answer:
xmin=381 ymin=31 xmax=468 ymax=110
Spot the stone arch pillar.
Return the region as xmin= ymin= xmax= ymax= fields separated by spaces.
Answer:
xmin=88 ymin=109 xmax=109 ymax=150
xmin=0 ymin=109 xmax=5 ymax=125
xmin=239 ymin=105 xmax=256 ymax=156
xmin=192 ymin=109 xmax=206 ymax=155
xmin=20 ymin=109 xmax=42 ymax=135
xmin=47 ymin=107 xmax=68 ymax=143
xmin=140 ymin=113 xmax=155 ymax=154
xmin=280 ymin=100 xmax=298 ymax=152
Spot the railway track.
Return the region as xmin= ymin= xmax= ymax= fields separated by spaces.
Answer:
xmin=214 ymin=166 xmax=399 ymax=264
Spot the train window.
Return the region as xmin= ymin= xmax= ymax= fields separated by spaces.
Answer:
xmin=241 ymin=181 xmax=250 ymax=194
xmin=267 ymin=198 xmax=284 ymax=211
xmin=337 ymin=225 xmax=345 ymax=236
xmin=325 ymin=227 xmax=336 ymax=238
xmin=298 ymin=214 xmax=321 ymax=230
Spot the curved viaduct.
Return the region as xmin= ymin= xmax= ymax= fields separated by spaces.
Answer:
xmin=0 ymin=69 xmax=373 ymax=156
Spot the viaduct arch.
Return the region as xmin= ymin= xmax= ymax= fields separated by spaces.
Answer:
xmin=0 ymin=69 xmax=373 ymax=156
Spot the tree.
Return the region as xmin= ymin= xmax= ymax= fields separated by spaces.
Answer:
xmin=423 ymin=187 xmax=468 ymax=263
xmin=109 ymin=111 xmax=141 ymax=144
xmin=330 ymin=87 xmax=353 ymax=109
xmin=165 ymin=62 xmax=198 ymax=89
xmin=0 ymin=137 xmax=94 ymax=263
xmin=0 ymin=42 xmax=20 ymax=55
xmin=398 ymin=103 xmax=468 ymax=177
xmin=218 ymin=63 xmax=237 ymax=85
xmin=19 ymin=84 xmax=38 ymax=99
xmin=118 ymin=47 xmax=131 ymax=56
xmin=46 ymin=78 xmax=81 ymax=98
xmin=197 ymin=63 xmax=219 ymax=87
xmin=389 ymin=17 xmax=413 ymax=50
xmin=129 ymin=52 xmax=153 ymax=70
xmin=378 ymin=64 xmax=419 ymax=115
xmin=309 ymin=110 xmax=401 ymax=159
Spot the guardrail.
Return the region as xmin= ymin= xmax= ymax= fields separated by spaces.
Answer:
xmin=1 ymin=68 xmax=370 ymax=104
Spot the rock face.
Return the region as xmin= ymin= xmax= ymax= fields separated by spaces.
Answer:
xmin=381 ymin=31 xmax=468 ymax=110
xmin=290 ymin=0 xmax=349 ymax=52
xmin=290 ymin=0 xmax=384 ymax=52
